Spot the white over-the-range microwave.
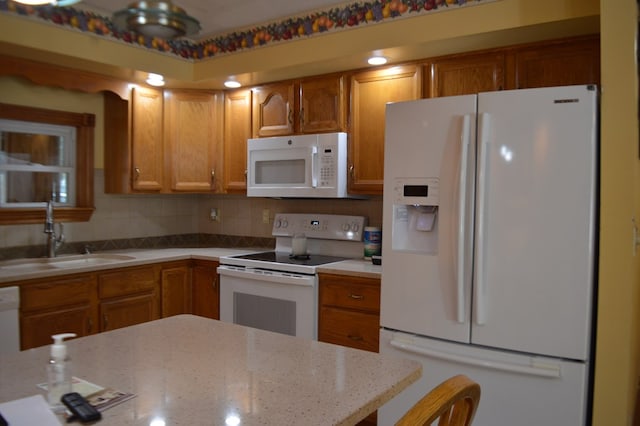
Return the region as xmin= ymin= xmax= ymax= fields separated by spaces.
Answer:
xmin=247 ymin=132 xmax=356 ymax=198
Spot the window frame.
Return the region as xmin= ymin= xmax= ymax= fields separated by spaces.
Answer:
xmin=0 ymin=103 xmax=94 ymax=225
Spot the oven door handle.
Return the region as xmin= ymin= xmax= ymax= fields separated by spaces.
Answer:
xmin=217 ymin=265 xmax=315 ymax=287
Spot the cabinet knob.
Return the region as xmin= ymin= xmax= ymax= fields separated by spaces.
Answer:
xmin=103 ymin=314 xmax=108 ymax=330
xmin=348 ymin=164 xmax=354 ymax=177
xmin=134 ymin=167 xmax=141 ymax=179
xmin=211 ymin=169 xmax=215 ymax=184
xmin=87 ymin=318 xmax=93 ymax=333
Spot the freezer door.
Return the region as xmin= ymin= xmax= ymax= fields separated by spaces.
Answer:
xmin=379 ymin=329 xmax=589 ymax=426
xmin=381 ymin=95 xmax=477 ymax=343
xmin=472 ymin=85 xmax=597 ymax=360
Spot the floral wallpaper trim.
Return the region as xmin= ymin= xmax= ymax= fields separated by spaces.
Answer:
xmin=0 ymin=0 xmax=494 ymax=61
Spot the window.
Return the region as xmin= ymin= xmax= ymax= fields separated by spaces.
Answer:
xmin=0 ymin=103 xmax=95 ymax=225
xmin=0 ymin=119 xmax=77 ymax=207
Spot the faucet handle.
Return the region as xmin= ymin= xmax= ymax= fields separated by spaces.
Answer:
xmin=56 ymin=223 xmax=65 ymax=244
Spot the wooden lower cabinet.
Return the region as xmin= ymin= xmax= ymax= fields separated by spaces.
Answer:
xmin=318 ymin=273 xmax=381 ymax=426
xmin=16 ymin=259 xmax=223 ymax=350
xmin=19 ymin=273 xmax=97 ymax=350
xmin=161 ymin=262 xmax=192 ymax=317
xmin=191 ymin=260 xmax=220 ymax=319
xmin=98 ymin=265 xmax=160 ymax=332
xmin=318 ymin=273 xmax=381 ymax=352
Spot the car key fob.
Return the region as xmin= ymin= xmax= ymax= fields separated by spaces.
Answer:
xmin=61 ymin=392 xmax=102 ymax=423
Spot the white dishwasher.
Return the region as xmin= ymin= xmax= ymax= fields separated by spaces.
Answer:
xmin=0 ymin=286 xmax=20 ymax=354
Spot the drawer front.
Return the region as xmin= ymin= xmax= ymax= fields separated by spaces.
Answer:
xmin=21 ymin=275 xmax=94 ymax=311
xmin=319 ymin=306 xmax=380 ymax=352
xmin=98 ymin=266 xmax=156 ymax=299
xmin=320 ymin=281 xmax=380 ymax=313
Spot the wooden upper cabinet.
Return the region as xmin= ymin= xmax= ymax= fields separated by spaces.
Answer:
xmin=508 ymin=36 xmax=600 ymax=89
xmin=223 ymin=89 xmax=252 ymax=192
xmin=425 ymin=52 xmax=505 ymax=97
xmin=131 ymin=86 xmax=164 ymax=191
xmin=165 ymin=89 xmax=224 ymax=192
xmin=251 ymin=75 xmax=347 ymax=137
xmin=252 ymin=82 xmax=295 ymax=137
xmin=349 ymin=64 xmax=421 ymax=195
xmin=299 ymin=74 xmax=347 ymax=133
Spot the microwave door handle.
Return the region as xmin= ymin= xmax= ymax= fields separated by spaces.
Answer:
xmin=311 ymin=146 xmax=318 ymax=188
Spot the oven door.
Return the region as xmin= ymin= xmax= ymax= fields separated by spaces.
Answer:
xmin=217 ymin=265 xmax=317 ymax=340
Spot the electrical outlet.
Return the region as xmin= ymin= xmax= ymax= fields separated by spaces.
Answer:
xmin=210 ymin=208 xmax=220 ymax=222
xmin=262 ymin=209 xmax=270 ymax=224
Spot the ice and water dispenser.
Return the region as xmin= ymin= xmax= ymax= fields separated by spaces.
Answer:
xmin=391 ymin=177 xmax=439 ymax=254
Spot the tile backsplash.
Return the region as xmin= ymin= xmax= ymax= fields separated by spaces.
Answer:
xmin=0 ymin=170 xmax=382 ymax=257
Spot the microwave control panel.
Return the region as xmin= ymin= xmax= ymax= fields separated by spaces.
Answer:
xmin=318 ymin=146 xmax=337 ymax=187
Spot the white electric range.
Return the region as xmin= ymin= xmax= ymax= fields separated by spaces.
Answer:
xmin=218 ymin=213 xmax=367 ymax=339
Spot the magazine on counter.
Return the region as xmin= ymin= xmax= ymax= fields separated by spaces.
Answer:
xmin=37 ymin=376 xmax=136 ymax=411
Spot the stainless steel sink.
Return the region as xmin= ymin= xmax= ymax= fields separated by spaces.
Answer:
xmin=0 ymin=254 xmax=136 ymax=271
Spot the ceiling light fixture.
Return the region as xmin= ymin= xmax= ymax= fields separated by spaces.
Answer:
xmin=368 ymin=56 xmax=388 ymax=66
xmin=146 ymin=73 xmax=165 ymax=87
xmin=224 ymin=80 xmax=242 ymax=89
xmin=113 ymin=1 xmax=200 ymax=39
xmin=12 ymin=0 xmax=82 ymax=5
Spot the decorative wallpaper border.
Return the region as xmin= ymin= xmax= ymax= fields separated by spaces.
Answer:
xmin=0 ymin=0 xmax=492 ymax=61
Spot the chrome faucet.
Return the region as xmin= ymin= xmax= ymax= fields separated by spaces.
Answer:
xmin=44 ymin=200 xmax=64 ymax=258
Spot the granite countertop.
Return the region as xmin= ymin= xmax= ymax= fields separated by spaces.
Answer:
xmin=0 ymin=315 xmax=420 ymax=425
xmin=0 ymin=248 xmax=381 ymax=284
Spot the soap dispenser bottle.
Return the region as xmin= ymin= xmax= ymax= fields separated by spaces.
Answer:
xmin=47 ymin=333 xmax=76 ymax=410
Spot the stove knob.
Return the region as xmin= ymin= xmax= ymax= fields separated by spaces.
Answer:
xmin=351 ymin=223 xmax=360 ymax=233
xmin=274 ymin=219 xmax=282 ymax=228
xmin=281 ymin=220 xmax=288 ymax=228
xmin=342 ymin=223 xmax=351 ymax=232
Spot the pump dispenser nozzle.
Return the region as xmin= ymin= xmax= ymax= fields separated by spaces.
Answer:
xmin=50 ymin=333 xmax=76 ymax=359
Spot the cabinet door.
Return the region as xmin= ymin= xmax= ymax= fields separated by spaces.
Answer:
xmin=510 ymin=36 xmax=600 ymax=89
xmin=349 ymin=65 xmax=421 ymax=194
xmin=223 ymin=89 xmax=252 ymax=192
xmin=299 ymin=74 xmax=346 ymax=133
xmin=192 ymin=261 xmax=219 ymax=319
xmin=20 ymin=274 xmax=97 ymax=350
xmin=161 ymin=263 xmax=192 ymax=317
xmin=252 ymin=82 xmax=295 ymax=137
xmin=426 ymin=52 xmax=505 ymax=97
xmin=131 ymin=86 xmax=164 ymax=191
xmin=318 ymin=273 xmax=381 ymax=353
xmin=21 ymin=305 xmax=93 ymax=350
xmin=165 ymin=90 xmax=224 ymax=192
xmin=100 ymin=293 xmax=157 ymax=332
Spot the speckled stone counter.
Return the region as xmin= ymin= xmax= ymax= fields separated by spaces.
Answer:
xmin=0 ymin=315 xmax=420 ymax=425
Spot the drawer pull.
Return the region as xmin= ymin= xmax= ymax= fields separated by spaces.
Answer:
xmin=348 ymin=334 xmax=364 ymax=341
xmin=349 ymin=294 xmax=364 ymax=300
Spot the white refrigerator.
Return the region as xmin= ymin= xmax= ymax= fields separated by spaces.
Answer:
xmin=379 ymin=85 xmax=598 ymax=425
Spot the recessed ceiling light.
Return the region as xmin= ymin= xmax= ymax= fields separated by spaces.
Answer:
xmin=224 ymin=80 xmax=242 ymax=89
xmin=13 ymin=0 xmax=82 ymax=4
xmin=368 ymin=56 xmax=388 ymax=66
xmin=146 ymin=73 xmax=165 ymax=87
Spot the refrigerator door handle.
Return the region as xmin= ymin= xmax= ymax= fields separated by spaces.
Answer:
xmin=474 ymin=112 xmax=491 ymax=326
xmin=389 ymin=338 xmax=562 ymax=378
xmin=455 ymin=114 xmax=472 ymax=323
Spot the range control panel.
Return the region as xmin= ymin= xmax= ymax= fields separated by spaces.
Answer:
xmin=272 ymin=213 xmax=367 ymax=241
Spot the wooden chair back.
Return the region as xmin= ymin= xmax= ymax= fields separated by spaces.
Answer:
xmin=395 ymin=374 xmax=481 ymax=426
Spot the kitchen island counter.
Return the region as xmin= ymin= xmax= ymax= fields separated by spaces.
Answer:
xmin=0 ymin=314 xmax=420 ymax=425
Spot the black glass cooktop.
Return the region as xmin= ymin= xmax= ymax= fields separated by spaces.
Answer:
xmin=232 ymin=251 xmax=347 ymax=266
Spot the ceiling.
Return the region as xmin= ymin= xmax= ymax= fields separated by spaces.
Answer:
xmin=78 ymin=0 xmax=351 ymax=40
